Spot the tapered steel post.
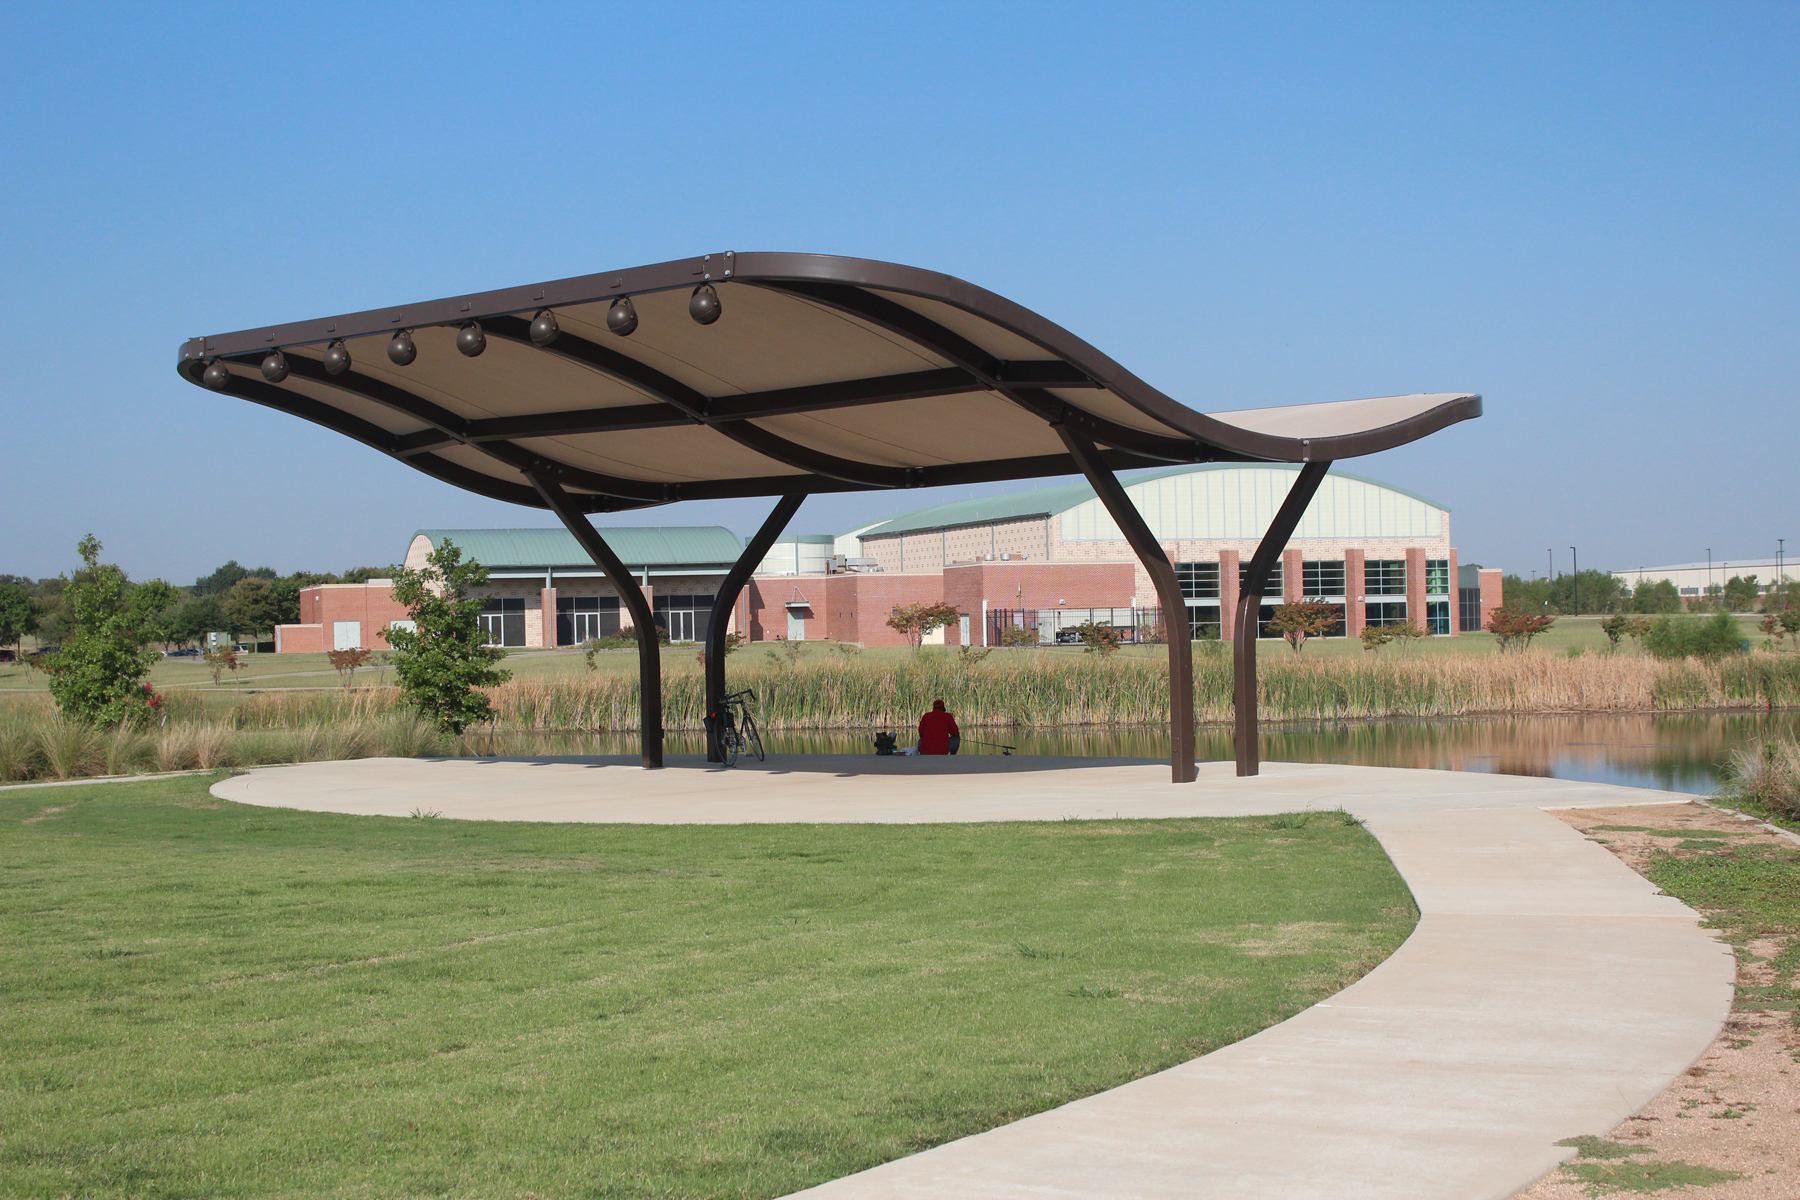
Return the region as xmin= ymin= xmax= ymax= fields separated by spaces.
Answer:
xmin=1056 ymin=427 xmax=1195 ymax=783
xmin=1234 ymin=461 xmax=1332 ymax=776
xmin=706 ymin=494 xmax=806 ymax=761
xmin=532 ymin=475 xmax=665 ymax=768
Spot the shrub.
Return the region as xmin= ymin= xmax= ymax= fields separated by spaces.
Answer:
xmin=998 ymin=624 xmax=1038 ymax=648
xmin=1720 ymin=739 xmax=1799 ymax=817
xmin=1487 ymin=606 xmax=1555 ymax=653
xmin=1643 ymin=611 xmax=1747 ymax=661
xmin=1069 ymin=619 xmax=1122 ymax=657
xmin=1359 ymin=625 xmax=1394 ymax=653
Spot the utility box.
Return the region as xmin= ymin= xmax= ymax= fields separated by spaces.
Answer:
xmin=205 ymin=631 xmax=232 ymax=652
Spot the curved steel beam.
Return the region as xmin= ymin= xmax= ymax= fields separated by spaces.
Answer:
xmin=1232 ymin=460 xmax=1332 ymax=777
xmin=705 ymin=493 xmax=806 ymax=762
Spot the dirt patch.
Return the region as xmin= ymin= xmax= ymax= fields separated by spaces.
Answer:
xmin=22 ymin=803 xmax=72 ymax=824
xmin=1513 ymin=802 xmax=1800 ymax=1199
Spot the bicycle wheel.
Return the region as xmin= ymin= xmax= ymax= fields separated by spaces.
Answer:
xmin=720 ymin=717 xmax=740 ymax=767
xmin=743 ymin=713 xmax=765 ymax=762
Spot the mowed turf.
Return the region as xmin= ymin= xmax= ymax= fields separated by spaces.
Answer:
xmin=0 ymin=776 xmax=1416 ymax=1199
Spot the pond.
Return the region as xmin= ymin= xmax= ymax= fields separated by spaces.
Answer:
xmin=471 ymin=710 xmax=1800 ymax=796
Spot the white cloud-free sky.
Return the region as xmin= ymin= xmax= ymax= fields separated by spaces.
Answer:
xmin=2 ymin=3 xmax=1794 ymax=585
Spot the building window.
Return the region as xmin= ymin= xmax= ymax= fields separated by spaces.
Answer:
xmin=653 ymin=594 xmax=714 ymax=643
xmin=1365 ymin=560 xmax=1406 ymax=596
xmin=1302 ymin=560 xmax=1346 ymax=597
xmin=1426 ymin=599 xmax=1450 ymax=635
xmin=1425 ymin=559 xmax=1450 ymax=596
xmin=1237 ymin=561 xmax=1283 ymax=597
xmin=557 ymin=595 xmax=619 ymax=644
xmin=480 ymin=597 xmax=526 ymax=647
xmin=1187 ymin=606 xmax=1221 ymax=639
xmin=1458 ymin=588 xmax=1482 ymax=632
xmin=1365 ymin=601 xmax=1408 ymax=628
xmin=1176 ymin=562 xmax=1219 ymax=599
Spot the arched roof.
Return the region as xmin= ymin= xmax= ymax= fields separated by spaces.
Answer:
xmin=853 ymin=463 xmax=1450 ymax=540
xmin=179 ymin=253 xmax=1479 ymax=513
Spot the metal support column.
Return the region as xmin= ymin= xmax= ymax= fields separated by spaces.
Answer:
xmin=1056 ymin=427 xmax=1195 ymax=783
xmin=531 ymin=475 xmax=665 ymax=769
xmin=705 ymin=494 xmax=806 ymax=762
xmin=1233 ymin=461 xmax=1332 ymax=777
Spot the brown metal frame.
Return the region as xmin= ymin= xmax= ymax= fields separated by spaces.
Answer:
xmin=530 ymin=475 xmax=664 ymax=768
xmin=1057 ymin=428 xmax=1196 ymax=783
xmin=704 ymin=495 xmax=806 ymax=762
xmin=179 ymin=252 xmax=1479 ymax=781
xmin=1232 ymin=461 xmax=1332 ymax=777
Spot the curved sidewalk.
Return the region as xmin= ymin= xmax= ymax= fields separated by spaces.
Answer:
xmin=214 ymin=757 xmax=1734 ymax=1200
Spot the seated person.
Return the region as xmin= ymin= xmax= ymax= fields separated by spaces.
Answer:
xmin=916 ymin=699 xmax=960 ymax=756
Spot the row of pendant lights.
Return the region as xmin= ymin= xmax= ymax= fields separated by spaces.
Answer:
xmin=204 ymin=284 xmax=724 ymax=389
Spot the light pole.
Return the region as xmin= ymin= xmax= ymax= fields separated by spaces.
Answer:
xmin=1570 ymin=546 xmax=1578 ymax=615
xmin=1707 ymin=548 xmax=1712 ymax=606
xmin=1780 ymin=538 xmax=1786 ymax=596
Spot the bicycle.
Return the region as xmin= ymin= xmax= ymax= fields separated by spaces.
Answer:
xmin=712 ymin=687 xmax=765 ymax=767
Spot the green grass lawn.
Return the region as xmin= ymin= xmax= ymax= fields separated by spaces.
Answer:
xmin=0 ymin=776 xmax=1415 ymax=1199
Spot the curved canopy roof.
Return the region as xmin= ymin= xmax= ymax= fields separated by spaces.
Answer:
xmin=178 ymin=253 xmax=1480 ymax=514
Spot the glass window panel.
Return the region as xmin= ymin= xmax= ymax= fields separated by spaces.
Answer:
xmin=1365 ymin=560 xmax=1407 ymax=595
xmin=1302 ymin=560 xmax=1346 ymax=597
xmin=1425 ymin=559 xmax=1450 ymax=596
xmin=1176 ymin=562 xmax=1219 ymax=599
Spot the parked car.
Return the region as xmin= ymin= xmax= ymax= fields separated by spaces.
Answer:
xmin=0 ymin=648 xmax=14 ymax=662
xmin=164 ymin=647 xmax=201 ymax=657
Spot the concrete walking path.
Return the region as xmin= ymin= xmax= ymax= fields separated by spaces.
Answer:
xmin=213 ymin=757 xmax=1734 ymax=1200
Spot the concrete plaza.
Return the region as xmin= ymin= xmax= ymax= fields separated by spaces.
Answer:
xmin=214 ymin=757 xmax=1734 ymax=1200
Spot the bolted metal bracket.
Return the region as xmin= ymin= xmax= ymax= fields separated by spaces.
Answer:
xmin=701 ymin=251 xmax=735 ymax=282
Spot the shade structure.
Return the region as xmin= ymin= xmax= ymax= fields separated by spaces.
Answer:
xmin=178 ymin=252 xmax=1480 ymax=780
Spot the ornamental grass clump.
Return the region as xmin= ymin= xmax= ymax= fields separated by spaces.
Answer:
xmin=1721 ymin=738 xmax=1800 ymax=818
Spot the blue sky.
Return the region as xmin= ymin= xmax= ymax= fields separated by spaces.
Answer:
xmin=2 ymin=3 xmax=1794 ymax=586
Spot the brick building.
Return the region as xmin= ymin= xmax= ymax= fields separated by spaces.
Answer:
xmin=275 ymin=464 xmax=1501 ymax=653
xmin=749 ymin=463 xmax=1501 ymax=646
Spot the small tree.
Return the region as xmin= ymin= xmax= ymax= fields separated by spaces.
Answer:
xmin=1600 ymin=614 xmax=1628 ymax=647
xmin=886 ymin=602 xmax=963 ymax=653
xmin=39 ymin=536 xmax=165 ymax=726
xmin=1487 ymin=605 xmax=1556 ymax=653
xmin=1359 ymin=624 xmax=1395 ymax=653
xmin=203 ymin=646 xmax=235 ymax=685
xmin=328 ymin=647 xmax=373 ymax=688
xmin=1070 ymin=618 xmax=1122 ymax=656
xmin=1266 ymin=600 xmax=1340 ymax=656
xmin=0 ymin=583 xmax=37 ymax=655
xmin=383 ymin=538 xmax=511 ymax=733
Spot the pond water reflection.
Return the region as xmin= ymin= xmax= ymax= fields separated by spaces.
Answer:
xmin=473 ymin=711 xmax=1800 ymax=795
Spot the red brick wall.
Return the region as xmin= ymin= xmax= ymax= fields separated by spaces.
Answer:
xmin=1282 ymin=548 xmax=1302 ymax=603
xmin=1219 ymin=549 xmax=1240 ymax=641
xmin=275 ymin=624 xmax=324 ymax=653
xmin=1344 ymin=549 xmax=1366 ymax=638
xmin=297 ymin=584 xmax=416 ymax=651
xmin=1479 ymin=568 xmax=1504 ymax=633
xmin=1405 ymin=548 xmax=1427 ymax=635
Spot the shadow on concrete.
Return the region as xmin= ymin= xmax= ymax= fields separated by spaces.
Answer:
xmin=424 ymin=753 xmax=1171 ymax=776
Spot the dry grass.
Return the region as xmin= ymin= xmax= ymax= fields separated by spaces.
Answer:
xmin=3 ymin=651 xmax=1794 ymax=783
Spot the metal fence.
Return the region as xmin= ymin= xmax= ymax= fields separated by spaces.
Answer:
xmin=984 ymin=606 xmax=1166 ymax=646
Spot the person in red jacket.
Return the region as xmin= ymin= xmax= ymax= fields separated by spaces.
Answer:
xmin=917 ymin=699 xmax=960 ymax=755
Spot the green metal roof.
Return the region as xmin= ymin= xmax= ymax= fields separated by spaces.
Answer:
xmin=765 ymin=534 xmax=837 ymax=545
xmin=851 ymin=463 xmax=1451 ymax=539
xmin=413 ymin=527 xmax=744 ymax=569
